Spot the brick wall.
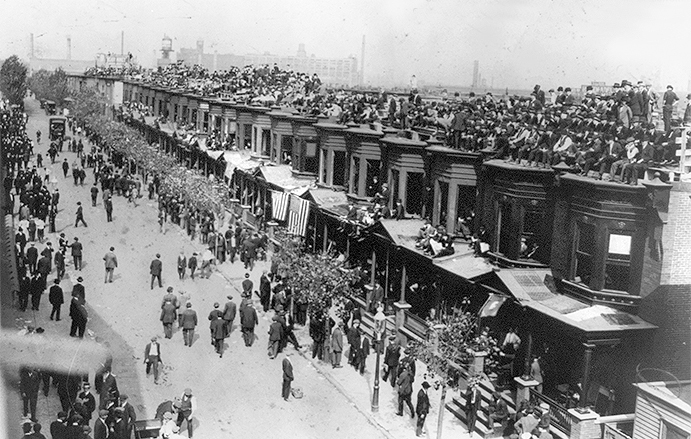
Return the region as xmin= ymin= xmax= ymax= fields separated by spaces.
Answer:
xmin=638 ymin=284 xmax=691 ymax=381
xmin=661 ymin=183 xmax=691 ymax=284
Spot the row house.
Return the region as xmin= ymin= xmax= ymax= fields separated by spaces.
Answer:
xmin=74 ymin=75 xmax=691 ymax=421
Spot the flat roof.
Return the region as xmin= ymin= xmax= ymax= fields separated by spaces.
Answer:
xmin=495 ymin=269 xmax=657 ymax=335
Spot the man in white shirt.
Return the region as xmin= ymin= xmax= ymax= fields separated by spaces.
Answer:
xmin=144 ymin=337 xmax=162 ymax=384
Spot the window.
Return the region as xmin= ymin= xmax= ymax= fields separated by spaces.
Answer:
xmin=406 ymin=172 xmax=424 ymax=216
xmin=604 ymin=233 xmax=631 ymax=292
xmin=498 ymin=202 xmax=514 ymax=256
xmin=365 ymin=160 xmax=380 ymax=197
xmin=320 ymin=149 xmax=327 ymax=184
xmin=281 ymin=136 xmax=293 ymax=165
xmin=662 ymin=421 xmax=691 ymax=439
xmin=456 ymin=186 xmax=476 ymax=235
xmin=351 ymin=156 xmax=361 ymax=195
xmin=437 ymin=181 xmax=449 ymax=227
xmin=333 ymin=151 xmax=346 ymax=187
xmin=575 ymin=222 xmax=596 ymax=285
xmin=391 ymin=169 xmax=400 ymax=206
xmin=305 ymin=141 xmax=318 ymax=174
xmin=521 ymin=209 xmax=544 ymax=260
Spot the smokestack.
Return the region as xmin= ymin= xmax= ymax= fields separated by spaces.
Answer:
xmin=360 ymin=35 xmax=366 ymax=86
xmin=66 ymin=35 xmax=72 ymax=60
xmin=29 ymin=33 xmax=34 ymax=59
xmin=121 ymin=30 xmax=124 ymax=56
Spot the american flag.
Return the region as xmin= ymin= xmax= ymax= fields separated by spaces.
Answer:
xmin=270 ymin=190 xmax=290 ymax=222
xmin=287 ymin=194 xmax=310 ymax=237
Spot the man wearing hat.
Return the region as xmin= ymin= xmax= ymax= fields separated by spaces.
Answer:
xmin=240 ymin=299 xmax=258 ymax=347
xmin=150 ymin=254 xmax=163 ymax=290
xmin=70 ymin=237 xmax=83 ymax=271
xmin=416 ymin=381 xmax=431 ymax=436
xmin=180 ymin=302 xmax=198 ymax=347
xmin=330 ymin=321 xmax=344 ymax=368
xmin=112 ymin=407 xmax=128 ymax=439
xmin=177 ymin=388 xmax=196 ymax=437
xmin=241 ymin=273 xmax=253 ymax=297
xmin=161 ymin=298 xmax=177 ymax=339
xmin=119 ymin=394 xmax=137 ymax=438
xmin=74 ymin=201 xmax=87 ymax=227
xmin=69 ymin=295 xmax=88 ymax=338
xmin=144 ymin=336 xmax=163 ymax=384
xmin=268 ymin=315 xmax=283 ymax=359
xmin=188 ymin=252 xmax=198 ymax=279
xmin=210 ymin=312 xmax=226 ymax=357
xmin=161 ymin=287 xmax=178 ymax=309
xmin=383 ymin=336 xmax=401 ymax=387
xmin=77 ymin=382 xmax=96 ymax=423
xmin=26 ymin=242 xmax=38 ymax=274
xmin=103 ymin=246 xmax=118 ymax=283
xmin=208 ymin=302 xmax=222 ymax=345
xmin=94 ymin=409 xmax=110 ymax=439
xmin=222 ymin=295 xmax=237 ymax=338
xmin=72 ymin=277 xmax=85 ymax=303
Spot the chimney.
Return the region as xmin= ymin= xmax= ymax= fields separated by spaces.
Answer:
xmin=66 ymin=35 xmax=72 ymax=60
xmin=121 ymin=30 xmax=124 ymax=56
xmin=360 ymin=35 xmax=366 ymax=86
xmin=29 ymin=33 xmax=34 ymax=59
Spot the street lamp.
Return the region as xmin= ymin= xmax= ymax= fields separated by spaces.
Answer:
xmin=371 ymin=305 xmax=386 ymax=413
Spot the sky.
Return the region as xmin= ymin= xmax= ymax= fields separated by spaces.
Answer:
xmin=1 ymin=0 xmax=691 ymax=90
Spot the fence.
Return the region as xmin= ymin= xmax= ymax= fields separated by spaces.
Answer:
xmin=530 ymin=388 xmax=573 ymax=436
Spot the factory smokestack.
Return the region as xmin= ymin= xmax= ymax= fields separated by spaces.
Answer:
xmin=29 ymin=33 xmax=34 ymax=59
xmin=121 ymin=30 xmax=124 ymax=55
xmin=66 ymin=35 xmax=72 ymax=60
xmin=360 ymin=35 xmax=365 ymax=86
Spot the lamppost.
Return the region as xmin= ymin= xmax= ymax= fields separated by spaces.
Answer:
xmin=371 ymin=305 xmax=386 ymax=412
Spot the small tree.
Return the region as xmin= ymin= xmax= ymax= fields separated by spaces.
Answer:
xmin=48 ymin=68 xmax=70 ymax=106
xmin=29 ymin=69 xmax=51 ymax=101
xmin=0 ymin=55 xmax=28 ymax=106
xmin=408 ymin=308 xmax=500 ymax=439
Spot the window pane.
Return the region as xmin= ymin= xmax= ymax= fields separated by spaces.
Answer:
xmin=499 ymin=202 xmax=513 ymax=255
xmin=391 ymin=169 xmax=400 ymax=205
xmin=608 ymin=234 xmax=631 ymax=258
xmin=438 ymin=181 xmax=449 ymax=227
xmin=333 ymin=151 xmax=346 ymax=186
xmin=352 ymin=156 xmax=361 ymax=195
xmin=406 ymin=172 xmax=424 ymax=216
xmin=365 ymin=160 xmax=380 ymax=197
xmin=605 ymin=263 xmax=629 ymax=291
xmin=578 ymin=223 xmax=596 ymax=254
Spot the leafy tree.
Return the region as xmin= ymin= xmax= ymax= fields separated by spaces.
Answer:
xmin=29 ymin=69 xmax=51 ymax=101
xmin=30 ymin=68 xmax=70 ymax=105
xmin=408 ymin=308 xmax=500 ymax=439
xmin=0 ymin=55 xmax=28 ymax=106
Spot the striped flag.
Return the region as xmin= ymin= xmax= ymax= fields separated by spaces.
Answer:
xmin=271 ymin=190 xmax=290 ymax=222
xmin=287 ymin=194 xmax=310 ymax=237
xmin=479 ymin=293 xmax=507 ymax=318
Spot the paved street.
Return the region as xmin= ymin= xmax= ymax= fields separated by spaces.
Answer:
xmin=11 ymin=98 xmax=391 ymax=439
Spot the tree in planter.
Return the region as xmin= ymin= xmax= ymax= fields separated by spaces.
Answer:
xmin=408 ymin=308 xmax=500 ymax=439
xmin=274 ymin=237 xmax=360 ymax=359
xmin=0 ymin=55 xmax=28 ymax=107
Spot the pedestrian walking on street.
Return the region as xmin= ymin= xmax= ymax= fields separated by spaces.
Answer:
xmin=259 ymin=271 xmax=271 ymax=312
xmin=347 ymin=320 xmax=362 ymax=368
xmin=20 ymin=367 xmax=41 ymax=421
xmin=396 ymin=365 xmax=415 ymax=418
xmin=161 ymin=299 xmax=177 ymax=339
xmin=282 ymin=352 xmax=294 ymax=402
xmin=208 ymin=302 xmax=222 ymax=345
xmin=62 ymin=158 xmax=69 ymax=178
xmin=72 ymin=276 xmax=85 ymax=303
xmin=210 ymin=314 xmax=226 ymax=357
xmin=150 ymin=253 xmax=163 ymax=289
xmin=268 ymin=316 xmax=283 ymax=359
xmin=331 ymin=321 xmax=344 ymax=368
xmin=242 ymin=272 xmax=253 ymax=297
xmin=144 ymin=337 xmax=163 ymax=384
xmin=90 ymin=183 xmax=99 ymax=207
xmin=309 ymin=314 xmax=326 ymax=360
xmin=30 ymin=272 xmax=44 ymax=311
xmin=188 ymin=252 xmax=198 ymax=279
xmin=27 ymin=242 xmax=38 ymax=273
xmin=103 ymin=247 xmax=118 ymax=283
xmin=104 ymin=196 xmax=113 ymax=222
xmin=416 ymin=382 xmax=431 ymax=436
xmin=49 ymin=278 xmax=64 ymax=321
xmin=177 ymin=251 xmax=186 ymax=280
xmin=222 ymin=295 xmax=236 ymax=337
xmin=69 ymin=296 xmax=88 ymax=338
xmin=176 ymin=389 xmax=196 ymax=437
xmin=74 ymin=202 xmax=87 ymax=227
xmin=383 ymin=336 xmax=401 ymax=387
xmin=71 ymin=237 xmax=83 ymax=271
xmin=240 ymin=300 xmax=258 ymax=347
xmin=179 ymin=302 xmax=197 ymax=347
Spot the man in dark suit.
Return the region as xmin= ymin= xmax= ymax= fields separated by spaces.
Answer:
xmin=50 ymin=411 xmax=68 ymax=439
xmin=240 ymin=301 xmax=258 ymax=347
xmin=71 ymin=276 xmax=85 ymax=302
xmin=210 ymin=314 xmax=226 ymax=357
xmin=465 ymin=377 xmax=482 ymax=434
xmin=268 ymin=317 xmax=283 ymax=359
xmin=119 ymin=394 xmax=137 ymax=439
xmin=415 ymin=381 xmax=431 ymax=436
xmin=111 ymin=408 xmax=128 ymax=439
xmin=241 ymin=273 xmax=253 ymax=297
xmin=26 ymin=242 xmax=38 ymax=273
xmin=383 ymin=337 xmax=401 ymax=387
xmin=180 ymin=302 xmax=198 ymax=347
xmin=49 ymin=278 xmax=64 ymax=320
xmin=70 ymin=237 xmax=83 ymax=271
xmin=75 ymin=201 xmax=87 ymax=227
xmin=20 ymin=367 xmax=41 ymax=421
xmin=259 ymin=271 xmax=271 ymax=312
xmin=99 ymin=368 xmax=119 ymax=409
xmin=93 ymin=409 xmax=109 ymax=439
xmin=150 ymin=254 xmax=163 ymax=289
xmin=282 ymin=352 xmax=294 ymax=401
xmin=69 ymin=296 xmax=88 ymax=338
xmin=396 ymin=365 xmax=415 ymax=418
xmin=54 ymin=249 xmax=65 ymax=280
xmin=222 ymin=295 xmax=237 ymax=338
xmin=161 ymin=299 xmax=177 ymax=339
xmin=144 ymin=337 xmax=163 ymax=384
xmin=76 ymin=382 xmax=96 ymax=424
